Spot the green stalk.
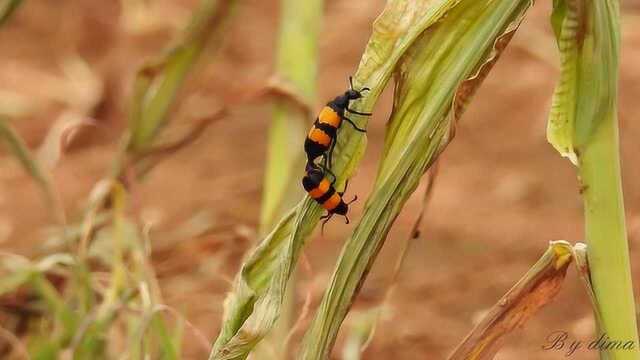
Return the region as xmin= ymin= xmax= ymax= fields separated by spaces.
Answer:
xmin=259 ymin=1 xmax=322 ymax=357
xmin=579 ymin=113 xmax=639 ymax=358
xmin=548 ymin=1 xmax=638 ymax=357
xmin=260 ymin=0 xmax=322 ymax=234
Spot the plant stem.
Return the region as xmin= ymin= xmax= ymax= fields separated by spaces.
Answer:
xmin=260 ymin=0 xmax=322 ymax=234
xmin=578 ymin=110 xmax=639 ymax=359
xmin=258 ymin=0 xmax=322 ymax=358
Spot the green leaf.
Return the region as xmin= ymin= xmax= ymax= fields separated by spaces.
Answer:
xmin=0 ymin=268 xmax=33 ymax=296
xmin=259 ymin=0 xmax=322 ymax=233
xmin=0 ymin=116 xmax=63 ymax=222
xmin=547 ymin=1 xmax=639 ymax=358
xmin=341 ymin=310 xmax=378 ymax=360
xmin=0 ymin=0 xmax=22 ymax=26
xmin=127 ymin=0 xmax=238 ymax=153
xmin=208 ymin=1 xmax=486 ymax=359
xmin=300 ymin=1 xmax=533 ymax=357
xmin=30 ymin=273 xmax=78 ymax=344
xmin=151 ymin=314 xmax=180 ymax=360
xmin=547 ymin=0 xmax=620 ymax=163
xmin=29 ymin=339 xmax=60 ymax=360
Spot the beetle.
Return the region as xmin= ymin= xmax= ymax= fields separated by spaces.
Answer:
xmin=302 ymin=166 xmax=357 ymax=232
xmin=304 ymin=77 xmax=371 ymax=170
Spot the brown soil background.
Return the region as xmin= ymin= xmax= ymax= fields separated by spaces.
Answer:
xmin=1 ymin=1 xmax=639 ymax=359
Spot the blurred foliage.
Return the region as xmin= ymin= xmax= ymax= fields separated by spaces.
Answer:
xmin=257 ymin=0 xmax=323 ymax=358
xmin=0 ymin=0 xmax=22 ymax=26
xmin=127 ymin=0 xmax=238 ymax=154
xmin=260 ymin=0 xmax=322 ymax=234
xmin=0 ymin=184 xmax=180 ymax=359
xmin=341 ymin=310 xmax=378 ymax=360
xmin=0 ymin=116 xmax=62 ymax=223
xmin=0 ymin=0 xmax=239 ymax=358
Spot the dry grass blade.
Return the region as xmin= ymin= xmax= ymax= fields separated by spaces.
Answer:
xmin=79 ymin=0 xmax=239 ymax=250
xmin=0 ymin=116 xmax=64 ymax=224
xmin=258 ymin=76 xmax=314 ymax=119
xmin=447 ymin=241 xmax=573 ymax=360
xmin=126 ymin=0 xmax=238 ymax=153
xmin=137 ymin=110 xmax=228 ymax=158
xmin=571 ymin=243 xmax=605 ymax=327
xmin=132 ymin=109 xmax=228 ymax=178
xmin=36 ymin=114 xmax=98 ymax=171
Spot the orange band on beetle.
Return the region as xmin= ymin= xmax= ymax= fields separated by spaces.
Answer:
xmin=309 ymin=178 xmax=331 ymax=198
xmin=323 ymin=193 xmax=341 ymax=211
xmin=318 ymin=107 xmax=341 ymax=128
xmin=308 ymin=128 xmax=331 ymax=146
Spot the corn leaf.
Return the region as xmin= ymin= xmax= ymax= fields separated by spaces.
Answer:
xmin=300 ymin=1 xmax=533 ymax=358
xmin=447 ymin=241 xmax=573 ymax=360
xmin=547 ymin=0 xmax=619 ymax=163
xmin=209 ymin=1 xmax=466 ymax=358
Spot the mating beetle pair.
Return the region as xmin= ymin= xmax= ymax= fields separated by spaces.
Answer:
xmin=302 ymin=77 xmax=370 ymax=229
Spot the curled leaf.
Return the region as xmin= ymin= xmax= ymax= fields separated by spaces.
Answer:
xmin=37 ymin=113 xmax=98 ymax=170
xmin=547 ymin=0 xmax=620 ymax=163
xmin=447 ymin=241 xmax=573 ymax=360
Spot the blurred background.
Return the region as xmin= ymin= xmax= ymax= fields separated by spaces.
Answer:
xmin=0 ymin=0 xmax=639 ymax=359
